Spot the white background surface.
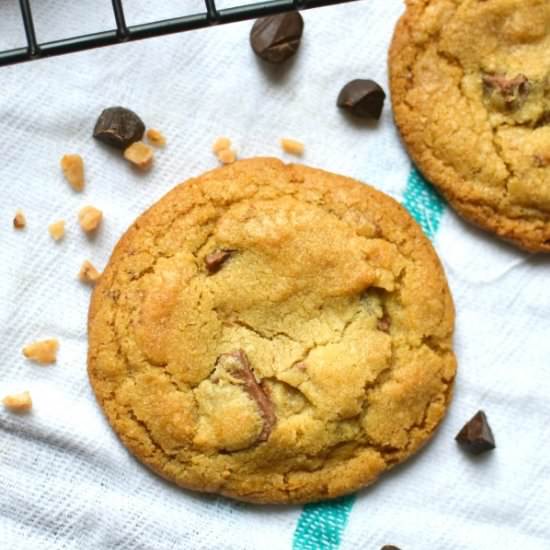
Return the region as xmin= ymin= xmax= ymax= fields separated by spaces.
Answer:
xmin=1 ymin=1 xmax=549 ymax=549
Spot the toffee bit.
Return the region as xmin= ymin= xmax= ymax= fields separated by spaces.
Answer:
xmin=78 ymin=206 xmax=103 ymax=233
xmin=280 ymin=138 xmax=304 ymax=156
xmin=22 ymin=339 xmax=59 ymax=364
xmin=212 ymin=137 xmax=231 ymax=154
xmin=13 ymin=210 xmax=26 ymax=229
xmin=79 ymin=260 xmax=101 ymax=285
xmin=60 ymin=154 xmax=85 ymax=191
xmin=146 ymin=128 xmax=166 ymax=147
xmin=48 ymin=220 xmax=65 ymax=241
xmin=3 ymin=391 xmax=32 ymax=412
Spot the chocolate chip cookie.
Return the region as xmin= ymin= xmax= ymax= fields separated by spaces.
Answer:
xmin=88 ymin=158 xmax=456 ymax=503
xmin=390 ymin=0 xmax=550 ymax=251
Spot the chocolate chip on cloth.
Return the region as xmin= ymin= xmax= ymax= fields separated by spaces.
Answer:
xmin=337 ymin=79 xmax=386 ymax=120
xmin=88 ymin=158 xmax=456 ymax=504
xmin=390 ymin=0 xmax=550 ymax=251
xmin=93 ymin=106 xmax=145 ymax=150
xmin=250 ymin=12 xmax=304 ymax=64
xmin=455 ymin=410 xmax=496 ymax=455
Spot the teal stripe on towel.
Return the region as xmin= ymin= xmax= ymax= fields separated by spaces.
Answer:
xmin=291 ymin=167 xmax=445 ymax=550
xmin=403 ymin=167 xmax=445 ymax=239
xmin=293 ymin=495 xmax=356 ymax=550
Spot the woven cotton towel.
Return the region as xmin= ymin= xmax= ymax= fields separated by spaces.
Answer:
xmin=1 ymin=2 xmax=550 ymax=549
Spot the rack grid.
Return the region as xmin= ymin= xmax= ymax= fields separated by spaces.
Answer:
xmin=0 ymin=0 xmax=358 ymax=67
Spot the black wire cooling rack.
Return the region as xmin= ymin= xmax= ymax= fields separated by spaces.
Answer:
xmin=0 ymin=0 xmax=358 ymax=67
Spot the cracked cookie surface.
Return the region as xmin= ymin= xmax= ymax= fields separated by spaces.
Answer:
xmin=88 ymin=158 xmax=456 ymax=503
xmin=390 ymin=0 xmax=550 ymax=252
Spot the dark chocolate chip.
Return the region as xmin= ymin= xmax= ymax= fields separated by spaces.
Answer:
xmin=381 ymin=546 xmax=401 ymax=550
xmin=337 ymin=79 xmax=386 ymax=120
xmin=216 ymin=350 xmax=276 ymax=442
xmin=93 ymin=106 xmax=145 ymax=150
xmin=455 ymin=410 xmax=495 ymax=455
xmin=204 ymin=249 xmax=234 ymax=274
xmin=250 ymin=12 xmax=304 ymax=64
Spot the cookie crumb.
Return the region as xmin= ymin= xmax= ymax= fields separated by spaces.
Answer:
xmin=48 ymin=220 xmax=66 ymax=241
xmin=3 ymin=391 xmax=32 ymax=412
xmin=22 ymin=339 xmax=59 ymax=364
xmin=212 ymin=137 xmax=231 ymax=154
xmin=212 ymin=137 xmax=237 ymax=164
xmin=79 ymin=206 xmax=103 ymax=233
xmin=280 ymin=138 xmax=304 ymax=156
xmin=123 ymin=141 xmax=154 ymax=170
xmin=13 ymin=210 xmax=26 ymax=229
xmin=146 ymin=128 xmax=166 ymax=147
xmin=217 ymin=148 xmax=237 ymax=165
xmin=79 ymin=260 xmax=101 ymax=284
xmin=60 ymin=154 xmax=85 ymax=191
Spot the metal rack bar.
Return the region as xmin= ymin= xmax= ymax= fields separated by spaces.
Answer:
xmin=111 ymin=0 xmax=129 ymax=39
xmin=18 ymin=0 xmax=38 ymax=57
xmin=204 ymin=0 xmax=219 ymax=22
xmin=0 ymin=0 xmax=357 ymax=68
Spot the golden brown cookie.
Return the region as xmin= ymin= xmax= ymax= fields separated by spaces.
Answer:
xmin=390 ymin=0 xmax=550 ymax=252
xmin=88 ymin=158 xmax=456 ymax=503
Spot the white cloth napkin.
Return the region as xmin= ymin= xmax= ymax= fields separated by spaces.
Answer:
xmin=1 ymin=1 xmax=549 ymax=549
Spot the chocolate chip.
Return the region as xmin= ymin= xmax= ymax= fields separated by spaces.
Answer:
xmin=455 ymin=410 xmax=495 ymax=455
xmin=250 ymin=12 xmax=304 ymax=64
xmin=93 ymin=106 xmax=145 ymax=150
xmin=381 ymin=546 xmax=401 ymax=550
xmin=337 ymin=79 xmax=386 ymax=119
xmin=216 ymin=350 xmax=276 ymax=442
xmin=483 ymin=73 xmax=528 ymax=97
xmin=482 ymin=74 xmax=529 ymax=110
xmin=204 ymin=249 xmax=234 ymax=274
